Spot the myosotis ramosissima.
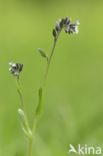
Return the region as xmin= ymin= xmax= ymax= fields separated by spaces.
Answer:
xmin=9 ymin=17 xmax=80 ymax=156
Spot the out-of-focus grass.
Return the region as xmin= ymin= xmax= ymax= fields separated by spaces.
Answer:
xmin=0 ymin=0 xmax=103 ymax=156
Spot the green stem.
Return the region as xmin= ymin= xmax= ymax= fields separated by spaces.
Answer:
xmin=27 ymin=118 xmax=37 ymax=156
xmin=44 ymin=39 xmax=57 ymax=83
xmin=27 ymin=137 xmax=33 ymax=156
xmin=28 ymin=87 xmax=42 ymax=156
xmin=16 ymin=77 xmax=24 ymax=110
xmin=16 ymin=77 xmax=32 ymax=156
xmin=43 ymin=32 xmax=61 ymax=86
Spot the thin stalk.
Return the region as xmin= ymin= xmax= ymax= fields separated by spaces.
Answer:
xmin=44 ymin=39 xmax=57 ymax=83
xmin=27 ymin=137 xmax=33 ymax=156
xmin=43 ymin=32 xmax=61 ymax=86
xmin=28 ymin=87 xmax=42 ymax=156
xmin=16 ymin=77 xmax=32 ymax=156
xmin=27 ymin=118 xmax=37 ymax=156
xmin=15 ymin=77 xmax=24 ymax=110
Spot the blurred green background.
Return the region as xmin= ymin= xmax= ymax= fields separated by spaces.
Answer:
xmin=0 ymin=0 xmax=103 ymax=155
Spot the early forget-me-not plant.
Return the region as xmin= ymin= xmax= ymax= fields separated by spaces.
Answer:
xmin=9 ymin=17 xmax=80 ymax=156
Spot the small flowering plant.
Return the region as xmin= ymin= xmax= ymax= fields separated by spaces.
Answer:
xmin=9 ymin=17 xmax=80 ymax=156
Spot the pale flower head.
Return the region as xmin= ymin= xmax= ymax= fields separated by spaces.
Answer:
xmin=9 ymin=62 xmax=23 ymax=77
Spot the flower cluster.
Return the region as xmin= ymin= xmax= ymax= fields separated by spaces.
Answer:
xmin=9 ymin=62 xmax=23 ymax=77
xmin=52 ymin=17 xmax=80 ymax=39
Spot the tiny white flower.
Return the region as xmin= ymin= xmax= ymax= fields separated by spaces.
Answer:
xmin=53 ymin=17 xmax=80 ymax=38
xmin=9 ymin=62 xmax=23 ymax=77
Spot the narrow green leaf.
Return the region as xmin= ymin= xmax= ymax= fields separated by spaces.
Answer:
xmin=36 ymin=87 xmax=43 ymax=118
xmin=37 ymin=48 xmax=48 ymax=62
xmin=22 ymin=127 xmax=31 ymax=138
xmin=18 ymin=109 xmax=32 ymax=138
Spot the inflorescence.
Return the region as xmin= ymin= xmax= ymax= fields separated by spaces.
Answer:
xmin=9 ymin=62 xmax=23 ymax=77
xmin=52 ymin=17 xmax=80 ymax=39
